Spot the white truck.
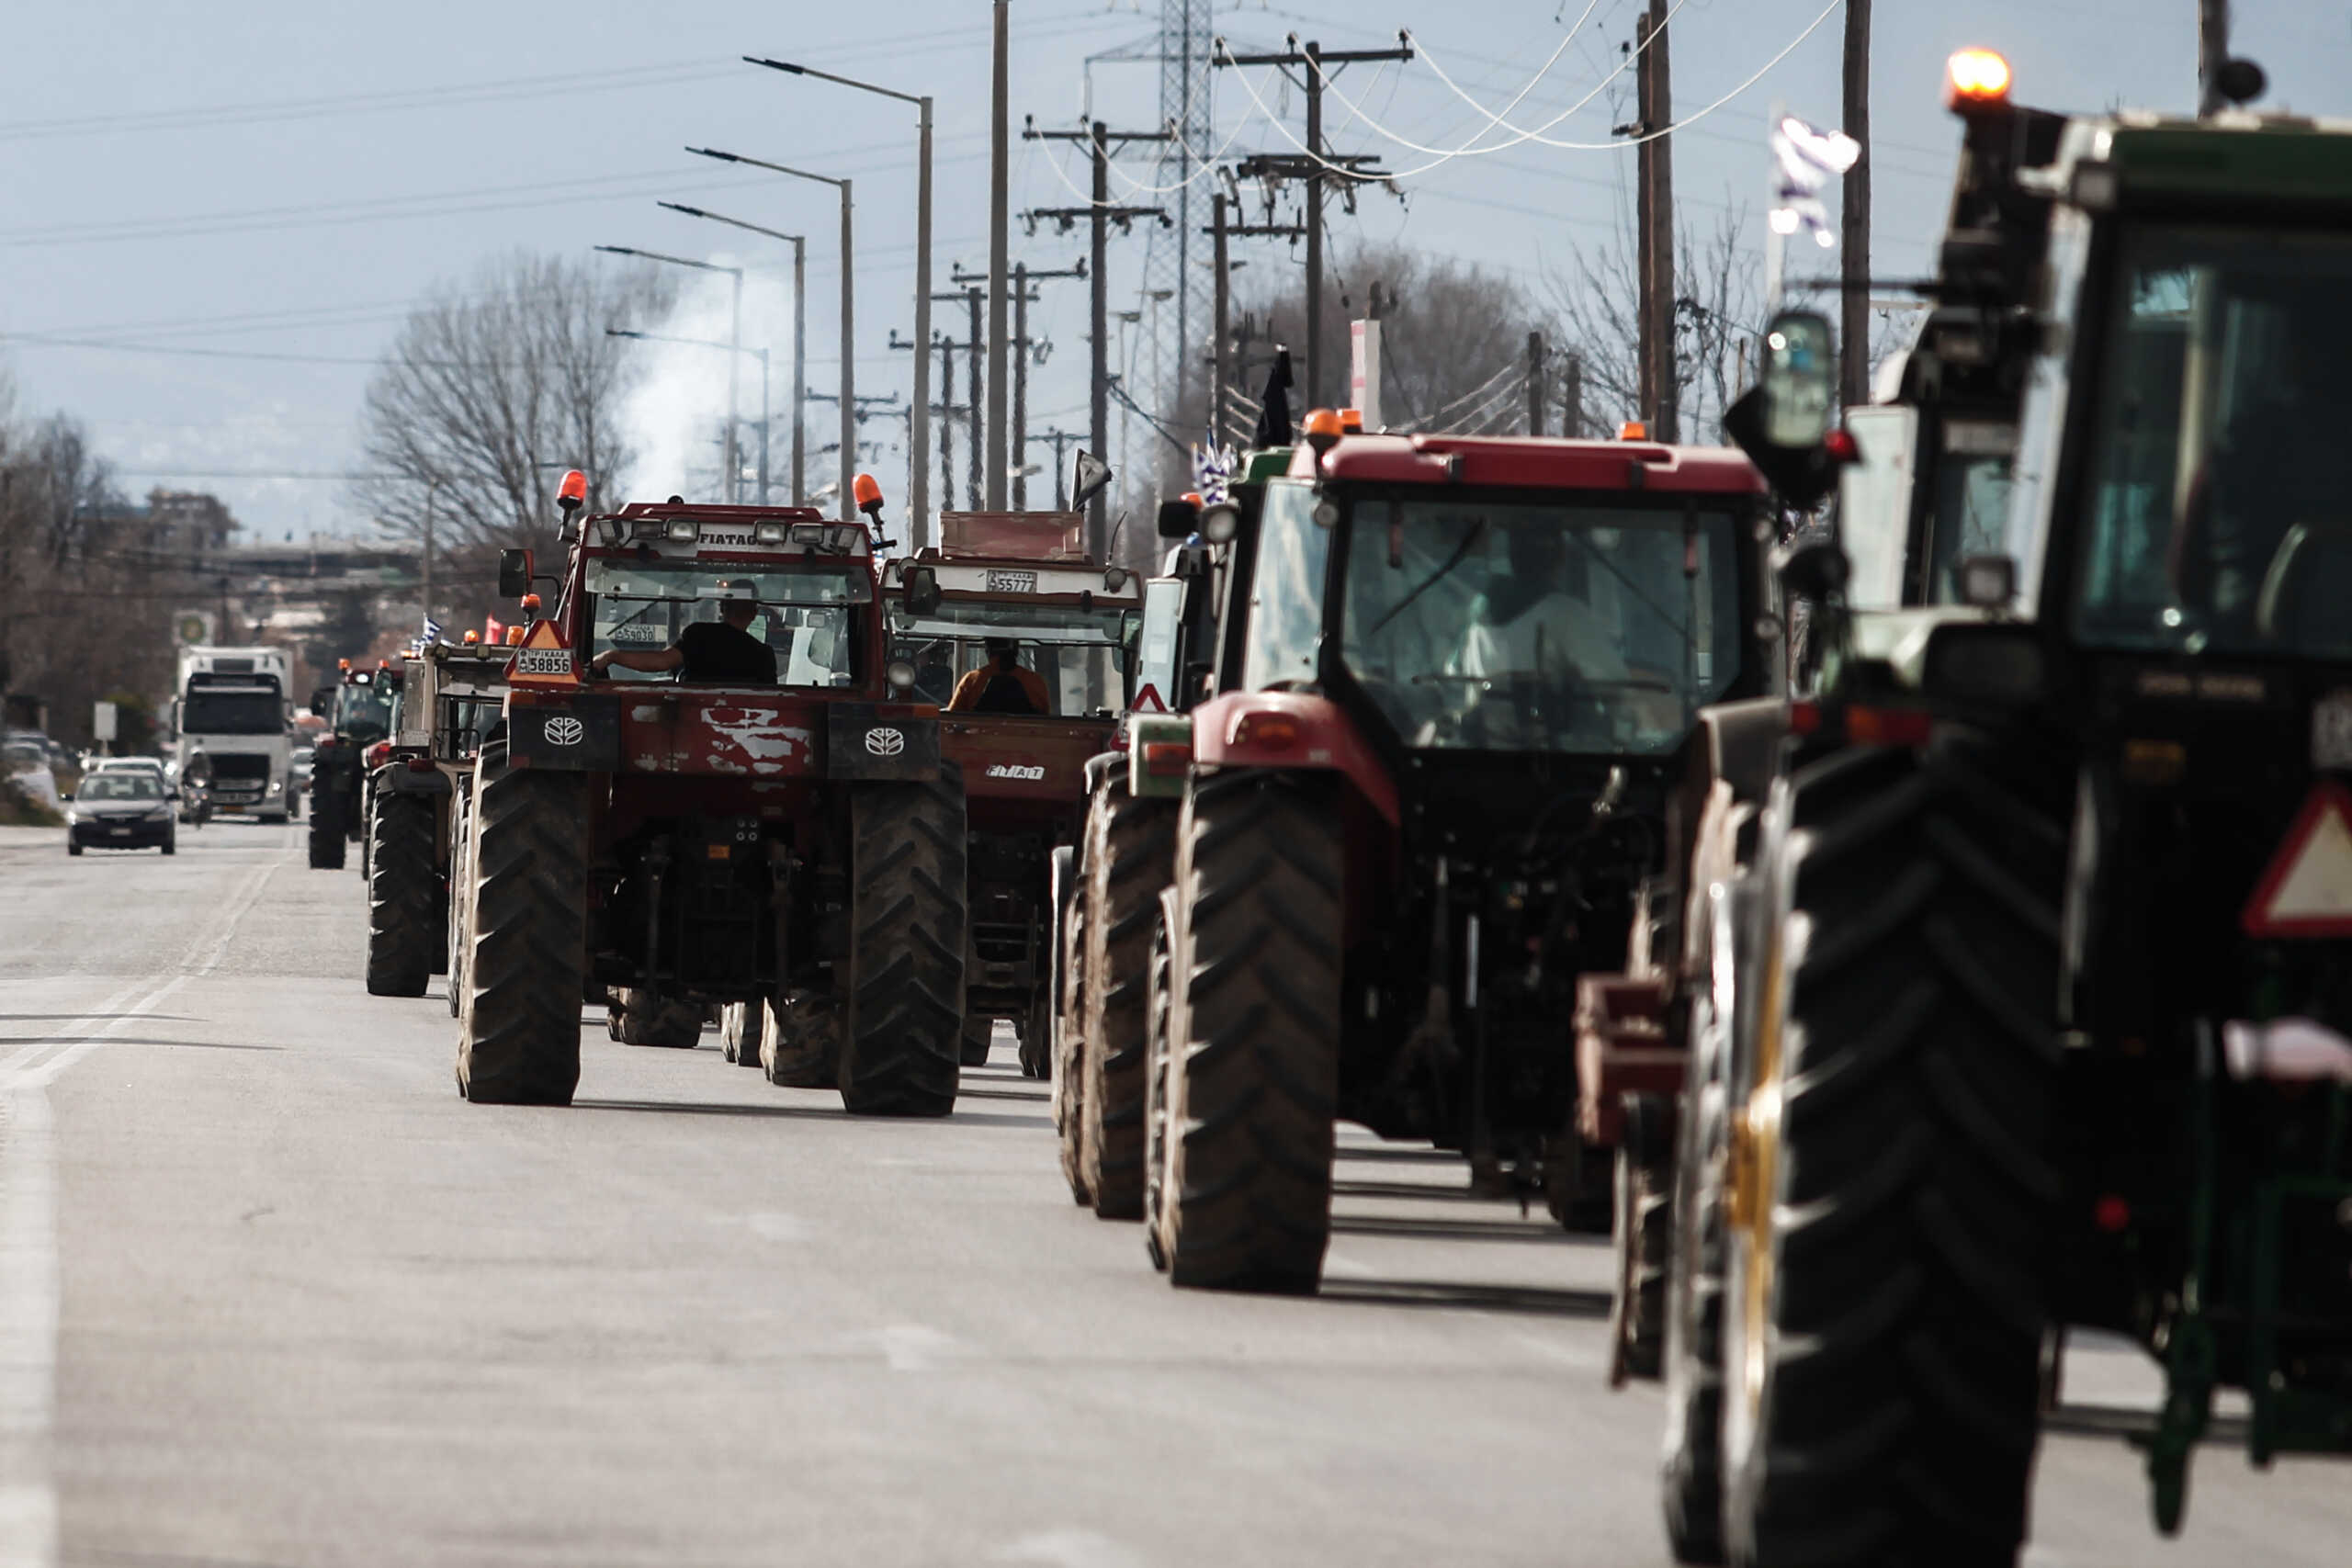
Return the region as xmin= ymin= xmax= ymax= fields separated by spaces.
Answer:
xmin=175 ymin=645 xmax=297 ymax=822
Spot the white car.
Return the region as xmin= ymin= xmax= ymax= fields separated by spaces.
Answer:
xmin=3 ymin=737 xmax=62 ymax=812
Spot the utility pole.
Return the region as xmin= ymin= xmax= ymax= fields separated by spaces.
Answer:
xmin=1561 ymin=351 xmax=1584 ymax=439
xmin=1202 ymin=196 xmax=1304 ymax=450
xmin=1525 ymin=333 xmax=1546 ymax=436
xmin=2199 ymin=1 xmax=2230 ymax=116
xmin=1033 ymin=429 xmax=1084 ymax=508
xmin=1630 ymin=2 xmax=1679 ymax=442
xmin=1023 ymin=117 xmax=1171 ymax=558
xmin=421 ymin=480 xmax=437 ymax=629
xmin=987 ymin=0 xmax=1012 ymax=509
xmin=1841 ymin=0 xmax=1871 ymax=411
xmin=1216 ymin=33 xmax=1411 ymax=410
xmin=994 ymin=258 xmax=1083 ymax=509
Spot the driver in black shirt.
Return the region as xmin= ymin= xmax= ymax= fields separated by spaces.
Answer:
xmin=592 ymin=579 xmax=779 ymax=684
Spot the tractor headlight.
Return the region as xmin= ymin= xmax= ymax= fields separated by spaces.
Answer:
xmin=665 ymin=518 xmax=700 ymax=542
xmin=887 ymin=659 xmax=918 ymax=693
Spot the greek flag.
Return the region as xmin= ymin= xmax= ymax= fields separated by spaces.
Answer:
xmin=1193 ymin=438 xmax=1237 ymax=504
xmin=1770 ymin=115 xmax=1860 ymax=250
xmin=422 ymin=616 xmax=443 ymax=646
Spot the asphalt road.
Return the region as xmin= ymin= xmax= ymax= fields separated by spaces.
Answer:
xmin=2 ymin=819 xmax=2346 ymax=1567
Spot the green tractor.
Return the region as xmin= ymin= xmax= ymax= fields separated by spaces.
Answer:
xmin=1637 ymin=49 xmax=2352 ymax=1568
xmin=306 ymin=660 xmax=398 ymax=872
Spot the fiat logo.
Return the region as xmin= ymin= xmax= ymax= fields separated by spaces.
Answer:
xmin=544 ymin=716 xmax=585 ymax=747
xmin=864 ymin=726 xmax=906 ymax=757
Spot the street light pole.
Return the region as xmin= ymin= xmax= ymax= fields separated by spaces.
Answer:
xmin=987 ymin=0 xmax=1012 ymax=510
xmin=745 ymin=57 xmax=934 ymax=542
xmin=685 ymin=149 xmax=854 ymax=520
xmin=657 ymin=202 xmax=808 ymax=507
xmin=593 ymin=244 xmax=746 ymax=502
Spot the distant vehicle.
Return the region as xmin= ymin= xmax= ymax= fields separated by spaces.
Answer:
xmin=174 ymin=645 xmax=296 ymax=821
xmin=3 ymin=736 xmax=62 ymax=813
xmin=89 ymin=756 xmax=169 ymax=779
xmin=290 ymin=744 xmax=316 ymax=792
xmin=66 ymin=769 xmax=176 ymax=855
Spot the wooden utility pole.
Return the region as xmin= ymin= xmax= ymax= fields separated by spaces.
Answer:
xmin=1203 ymin=194 xmax=1305 ymax=448
xmin=2199 ymin=1 xmax=2230 ymax=116
xmin=1022 ymin=118 xmax=1170 ymax=558
xmin=1561 ymin=351 xmax=1584 ymax=439
xmin=1217 ymin=37 xmax=1411 ymax=411
xmin=1634 ymin=2 xmax=1677 ymax=442
xmin=1841 ymin=0 xmax=1871 ymax=410
xmin=986 ymin=0 xmax=1012 ymax=508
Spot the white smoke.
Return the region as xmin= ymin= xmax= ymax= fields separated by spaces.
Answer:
xmin=617 ymin=253 xmax=803 ymax=506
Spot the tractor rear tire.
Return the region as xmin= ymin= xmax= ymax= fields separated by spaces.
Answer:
xmin=837 ymin=767 xmax=967 ymax=1116
xmin=1142 ymin=898 xmax=1177 ymax=1271
xmin=366 ymin=792 xmax=440 ymax=998
xmin=722 ymin=1000 xmax=767 ymax=1066
xmin=959 ymin=1016 xmax=994 ymax=1066
xmin=445 ymin=800 xmax=474 ymax=1019
xmin=1053 ymin=889 xmax=1091 ymax=1204
xmin=763 ymin=992 xmax=841 ymax=1088
xmin=613 ymin=989 xmax=707 ymax=1048
xmin=1080 ymin=781 xmax=1178 ymax=1221
xmin=1724 ymin=739 xmax=2063 ymax=1568
xmin=456 ymin=745 xmax=586 ymax=1105
xmin=308 ymin=793 xmax=345 ymax=870
xmin=1016 ymin=989 xmax=1052 ymax=1079
xmin=1157 ymin=772 xmax=1342 ymax=1293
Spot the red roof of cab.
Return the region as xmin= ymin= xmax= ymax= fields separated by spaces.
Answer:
xmin=1290 ymin=433 xmax=1766 ymax=495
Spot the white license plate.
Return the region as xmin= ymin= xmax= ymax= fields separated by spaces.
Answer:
xmin=986 ymin=570 xmax=1037 ymax=594
xmin=514 ymin=648 xmax=572 ymax=676
xmin=109 ymin=827 xmax=132 ymax=836
xmin=2315 ymin=691 xmax=2352 ymax=770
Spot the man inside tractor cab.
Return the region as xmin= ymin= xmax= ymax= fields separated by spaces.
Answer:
xmin=591 ymin=578 xmax=779 ymax=684
xmin=1453 ymin=525 xmax=1634 ymax=688
xmin=947 ymin=637 xmax=1051 ymax=715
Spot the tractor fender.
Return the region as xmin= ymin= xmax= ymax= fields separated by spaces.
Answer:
xmin=1082 ymin=751 xmax=1124 ymax=792
xmin=1186 ymin=691 xmax=1399 ymax=828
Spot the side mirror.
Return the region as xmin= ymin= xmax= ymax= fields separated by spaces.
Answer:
xmin=904 ymin=565 xmax=943 ymax=617
xmin=1155 ymin=498 xmax=1198 ymax=540
xmin=497 ymin=548 xmax=533 ymax=600
xmin=1758 ymin=310 xmax=1837 ymax=447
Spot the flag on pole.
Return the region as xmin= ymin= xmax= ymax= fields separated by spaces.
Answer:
xmin=1193 ymin=437 xmax=1237 ymax=504
xmin=423 ymin=616 xmax=444 ymax=647
xmin=1770 ymin=115 xmax=1861 ymax=250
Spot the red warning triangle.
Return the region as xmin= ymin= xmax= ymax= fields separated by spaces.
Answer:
xmin=524 ymin=618 xmax=567 ymax=649
xmin=2243 ymin=781 xmax=2352 ymax=938
xmin=1131 ymin=682 xmax=1167 ymax=714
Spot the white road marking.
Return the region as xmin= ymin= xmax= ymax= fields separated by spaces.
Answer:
xmin=988 ymin=1529 xmax=1148 ymax=1568
xmin=0 ymin=837 xmax=288 ymax=1568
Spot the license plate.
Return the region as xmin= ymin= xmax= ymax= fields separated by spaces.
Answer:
xmin=2314 ymin=691 xmax=2352 ymax=771
xmin=110 ymin=827 xmax=132 ymax=836
xmin=514 ymin=648 xmax=572 ymax=677
xmin=986 ymin=570 xmax=1037 ymax=594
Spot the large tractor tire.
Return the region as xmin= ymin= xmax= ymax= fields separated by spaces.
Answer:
xmin=456 ymin=744 xmax=587 ymax=1106
xmin=1052 ymin=882 xmax=1091 ymax=1204
xmin=836 ymin=767 xmax=967 ymax=1116
xmin=366 ymin=791 xmax=441 ymax=998
xmin=1658 ymin=873 xmax=1752 ymax=1567
xmin=1015 ymin=987 xmax=1052 ymax=1080
xmin=1722 ymin=738 xmax=2064 ymax=1568
xmin=1080 ymin=782 xmax=1178 ymax=1221
xmin=1155 ymin=772 xmax=1342 ymax=1293
xmin=1611 ymin=1095 xmax=1672 ymax=1382
xmin=307 ymin=787 xmax=345 ymax=870
xmin=959 ymin=1017 xmax=995 ymax=1067
xmin=444 ymin=797 xmax=474 ymax=1019
xmin=611 ymin=988 xmax=707 ymax=1048
xmin=721 ymin=1000 xmax=767 ymax=1066
xmin=763 ymin=992 xmax=841 ymax=1088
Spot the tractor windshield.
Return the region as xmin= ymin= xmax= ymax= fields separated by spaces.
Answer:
xmin=1338 ymin=492 xmax=1743 ymax=755
xmin=333 ymin=681 xmax=394 ymax=741
xmin=2074 ymin=222 xmax=2352 ymax=657
xmin=584 ymin=560 xmax=871 ymax=687
xmin=888 ymin=599 xmax=1136 ymax=715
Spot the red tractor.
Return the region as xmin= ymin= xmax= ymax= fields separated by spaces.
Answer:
xmin=1092 ymin=415 xmax=1780 ymax=1291
xmin=452 ymin=472 xmax=967 ymax=1115
xmin=880 ymin=511 xmax=1141 ymax=1076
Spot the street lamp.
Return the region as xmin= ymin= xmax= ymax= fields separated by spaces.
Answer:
xmin=594 ymin=244 xmax=745 ymax=503
xmin=659 ymin=201 xmax=807 ymax=512
xmin=686 ymin=148 xmax=855 ymax=524
xmin=608 ymin=330 xmax=772 ymax=504
xmin=744 ymin=56 xmax=933 ymax=546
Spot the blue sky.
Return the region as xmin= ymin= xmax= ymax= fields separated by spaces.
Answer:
xmin=4 ymin=1 xmax=2346 ymax=539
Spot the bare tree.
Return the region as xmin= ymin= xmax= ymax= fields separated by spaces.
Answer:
xmin=355 ymin=253 xmax=671 ymax=564
xmin=1546 ymin=202 xmax=1769 ymax=444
